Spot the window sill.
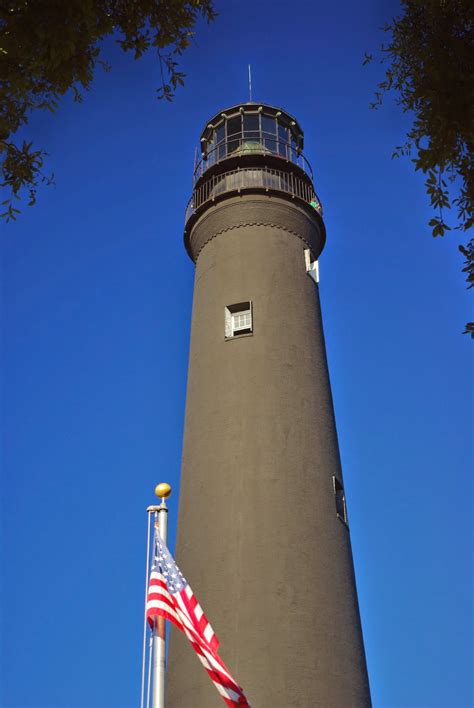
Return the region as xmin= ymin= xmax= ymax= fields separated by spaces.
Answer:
xmin=225 ymin=332 xmax=254 ymax=341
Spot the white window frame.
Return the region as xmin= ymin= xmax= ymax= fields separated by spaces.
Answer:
xmin=225 ymin=301 xmax=253 ymax=339
xmin=232 ymin=309 xmax=252 ymax=333
xmin=304 ymin=248 xmax=319 ymax=283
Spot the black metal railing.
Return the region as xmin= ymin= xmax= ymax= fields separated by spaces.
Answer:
xmin=193 ymin=136 xmax=313 ymax=183
xmin=185 ymin=166 xmax=323 ymax=224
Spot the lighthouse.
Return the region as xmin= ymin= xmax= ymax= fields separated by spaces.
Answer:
xmin=167 ymin=102 xmax=371 ymax=707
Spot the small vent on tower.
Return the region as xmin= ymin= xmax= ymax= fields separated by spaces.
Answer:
xmin=304 ymin=249 xmax=319 ymax=283
xmin=225 ymin=302 xmax=253 ymax=339
xmin=333 ymin=476 xmax=348 ymax=526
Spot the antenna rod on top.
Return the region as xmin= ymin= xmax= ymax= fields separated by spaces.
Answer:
xmin=248 ymin=64 xmax=252 ymax=102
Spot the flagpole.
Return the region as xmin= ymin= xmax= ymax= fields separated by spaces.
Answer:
xmin=141 ymin=509 xmax=153 ymax=708
xmin=151 ymin=483 xmax=172 ymax=708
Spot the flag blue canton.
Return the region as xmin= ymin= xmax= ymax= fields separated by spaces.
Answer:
xmin=153 ymin=534 xmax=186 ymax=593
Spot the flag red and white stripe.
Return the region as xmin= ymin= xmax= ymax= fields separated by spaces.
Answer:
xmin=146 ymin=528 xmax=250 ymax=707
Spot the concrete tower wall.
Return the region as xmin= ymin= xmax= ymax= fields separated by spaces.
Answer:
xmin=167 ymin=194 xmax=371 ymax=707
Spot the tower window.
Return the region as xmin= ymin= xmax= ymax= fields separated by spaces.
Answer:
xmin=304 ymin=249 xmax=319 ymax=283
xmin=225 ymin=302 xmax=253 ymax=339
xmin=333 ymin=476 xmax=348 ymax=525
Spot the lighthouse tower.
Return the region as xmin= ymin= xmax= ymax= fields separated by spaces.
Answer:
xmin=167 ymin=102 xmax=371 ymax=708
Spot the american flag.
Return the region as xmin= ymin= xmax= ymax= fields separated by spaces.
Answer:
xmin=146 ymin=528 xmax=251 ymax=708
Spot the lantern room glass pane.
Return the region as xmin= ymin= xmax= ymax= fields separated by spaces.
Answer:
xmin=216 ymin=123 xmax=225 ymax=145
xmin=264 ymin=137 xmax=277 ymax=154
xmin=227 ymin=139 xmax=240 ymax=155
xmin=262 ymin=115 xmax=276 ymax=134
xmin=227 ymin=115 xmax=242 ymax=139
xmin=278 ymin=123 xmax=288 ymax=157
xmin=216 ymin=123 xmax=225 ymax=158
xmin=289 ymin=136 xmax=297 ymax=162
xmin=243 ymin=114 xmax=259 ymax=132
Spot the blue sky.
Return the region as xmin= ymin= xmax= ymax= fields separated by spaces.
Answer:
xmin=1 ymin=1 xmax=472 ymax=707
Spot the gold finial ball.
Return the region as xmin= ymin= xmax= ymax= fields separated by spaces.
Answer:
xmin=155 ymin=483 xmax=172 ymax=500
